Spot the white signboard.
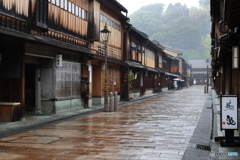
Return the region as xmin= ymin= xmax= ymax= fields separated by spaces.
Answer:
xmin=56 ymin=54 xmax=62 ymax=67
xmin=221 ymin=95 xmax=238 ymax=130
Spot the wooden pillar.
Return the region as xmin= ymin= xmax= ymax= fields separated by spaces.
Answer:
xmin=20 ymin=43 xmax=25 ymax=120
xmin=120 ymin=66 xmax=129 ymax=101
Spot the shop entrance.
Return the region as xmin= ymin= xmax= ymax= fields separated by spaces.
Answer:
xmin=25 ymin=63 xmax=36 ymax=111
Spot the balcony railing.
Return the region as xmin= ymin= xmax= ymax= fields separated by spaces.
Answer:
xmin=93 ymin=42 xmax=121 ymax=60
xmin=0 ymin=13 xmax=29 ymax=33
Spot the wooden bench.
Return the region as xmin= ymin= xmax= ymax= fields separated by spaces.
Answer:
xmin=0 ymin=102 xmax=21 ymax=122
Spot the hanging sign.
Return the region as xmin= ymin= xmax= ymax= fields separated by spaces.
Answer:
xmin=220 ymin=95 xmax=238 ymax=130
xmin=56 ymin=54 xmax=62 ymax=67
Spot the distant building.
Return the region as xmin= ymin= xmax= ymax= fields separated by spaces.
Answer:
xmin=188 ymin=58 xmax=211 ymax=85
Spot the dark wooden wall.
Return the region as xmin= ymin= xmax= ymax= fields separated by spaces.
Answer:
xmin=145 ymin=74 xmax=154 ymax=90
xmin=0 ymin=0 xmax=29 ymax=21
xmin=0 ymin=42 xmax=23 ymax=102
xmin=47 ymin=0 xmax=88 ymax=38
xmin=88 ymin=0 xmax=100 ymax=40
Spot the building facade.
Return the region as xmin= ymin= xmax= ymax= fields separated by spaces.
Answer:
xmin=0 ymin=0 xmax=192 ymax=121
xmin=188 ymin=58 xmax=211 ymax=85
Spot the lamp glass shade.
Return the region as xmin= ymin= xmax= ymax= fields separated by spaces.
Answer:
xmin=101 ymin=24 xmax=111 ymax=42
xmin=232 ymin=46 xmax=239 ymax=69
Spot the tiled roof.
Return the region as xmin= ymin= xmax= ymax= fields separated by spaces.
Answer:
xmin=131 ymin=27 xmax=149 ymax=39
xmin=114 ymin=0 xmax=128 ymax=13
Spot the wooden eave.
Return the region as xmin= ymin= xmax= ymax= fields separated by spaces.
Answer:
xmin=163 ymin=53 xmax=179 ymax=62
xmin=157 ymin=44 xmax=165 ymax=50
xmin=211 ymin=21 xmax=215 ymax=39
xmin=0 ymin=27 xmax=92 ymax=55
xmin=220 ymin=33 xmax=240 ymax=48
xmin=210 ymin=0 xmax=220 ymax=20
xmin=215 ymin=23 xmax=222 ymax=41
xmin=129 ymin=33 xmax=146 ymax=44
xmin=110 ymin=0 xmax=128 ymax=13
xmin=100 ymin=0 xmax=129 ymax=22
xmin=152 ymin=40 xmax=165 ymax=50
xmin=130 ymin=27 xmax=149 ymax=40
xmin=225 ymin=0 xmax=240 ymax=29
xmin=93 ymin=56 xmax=127 ymax=66
xmin=0 ymin=27 xmax=35 ymax=41
xmin=164 ymin=47 xmax=182 ymax=56
xmin=147 ymin=42 xmax=159 ymax=51
xmin=125 ymin=61 xmax=146 ymax=70
xmin=33 ymin=36 xmax=92 ymax=54
xmin=146 ymin=66 xmax=158 ymax=73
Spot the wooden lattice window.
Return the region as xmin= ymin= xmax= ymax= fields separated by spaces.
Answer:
xmin=36 ymin=0 xmax=48 ymax=29
xmin=131 ymin=49 xmax=137 ymax=61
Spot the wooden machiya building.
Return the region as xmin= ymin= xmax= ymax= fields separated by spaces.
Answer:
xmin=188 ymin=58 xmax=211 ymax=85
xmin=152 ymin=40 xmax=166 ymax=93
xmin=0 ymin=0 xmax=192 ymax=122
xmin=210 ymin=0 xmax=240 ymax=99
xmin=0 ymin=0 xmax=92 ymax=119
xmin=0 ymin=0 xmax=129 ymax=121
xmin=181 ymin=58 xmax=192 ymax=87
xmin=162 ymin=53 xmax=180 ymax=91
xmin=163 ymin=48 xmax=192 ymax=88
xmin=144 ymin=40 xmax=161 ymax=95
xmin=123 ymin=27 xmax=148 ymax=100
xmin=121 ymin=27 xmax=166 ymax=100
xmin=87 ymin=0 xmax=128 ymax=105
xmin=160 ymin=48 xmax=180 ymax=91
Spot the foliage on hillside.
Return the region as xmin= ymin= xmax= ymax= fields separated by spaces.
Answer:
xmin=129 ymin=0 xmax=211 ymax=61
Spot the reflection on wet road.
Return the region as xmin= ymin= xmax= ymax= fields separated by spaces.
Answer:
xmin=0 ymin=86 xmax=206 ymax=160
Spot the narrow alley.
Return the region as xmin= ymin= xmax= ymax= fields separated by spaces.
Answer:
xmin=0 ymin=86 xmax=206 ymax=160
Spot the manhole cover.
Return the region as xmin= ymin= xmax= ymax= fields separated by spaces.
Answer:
xmin=196 ymin=144 xmax=211 ymax=151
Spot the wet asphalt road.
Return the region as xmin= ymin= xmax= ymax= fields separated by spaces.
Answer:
xmin=0 ymin=85 xmax=206 ymax=160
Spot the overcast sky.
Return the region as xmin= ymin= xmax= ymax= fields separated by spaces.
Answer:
xmin=117 ymin=0 xmax=200 ymax=15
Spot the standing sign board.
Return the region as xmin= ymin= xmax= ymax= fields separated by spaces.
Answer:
xmin=220 ymin=95 xmax=238 ymax=130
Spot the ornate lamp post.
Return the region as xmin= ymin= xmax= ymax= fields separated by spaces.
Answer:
xmin=101 ymin=24 xmax=111 ymax=111
xmin=206 ymin=58 xmax=209 ymax=93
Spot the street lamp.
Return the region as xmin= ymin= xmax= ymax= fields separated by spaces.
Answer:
xmin=101 ymin=24 xmax=111 ymax=111
xmin=206 ymin=58 xmax=210 ymax=93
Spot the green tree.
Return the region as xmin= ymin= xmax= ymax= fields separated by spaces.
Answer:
xmin=129 ymin=3 xmax=165 ymax=31
xmin=164 ymin=3 xmax=189 ymax=22
xmin=201 ymin=34 xmax=211 ymax=57
xmin=129 ymin=2 xmax=211 ymax=60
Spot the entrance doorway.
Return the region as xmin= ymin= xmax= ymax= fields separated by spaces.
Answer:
xmin=92 ymin=64 xmax=102 ymax=104
xmin=25 ymin=63 xmax=36 ymax=111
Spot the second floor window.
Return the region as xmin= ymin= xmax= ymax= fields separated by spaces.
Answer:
xmin=60 ymin=0 xmax=67 ymax=9
xmin=75 ymin=6 xmax=79 ymax=16
xmin=50 ymin=0 xmax=87 ymax=20
xmin=130 ymin=42 xmax=143 ymax=63
xmin=100 ymin=14 xmax=120 ymax=31
xmin=68 ymin=1 xmax=72 ymax=12
xmin=60 ymin=0 xmax=64 ymax=8
xmin=159 ymin=55 xmax=162 ymax=64
xmin=82 ymin=9 xmax=87 ymax=20
xmin=56 ymin=0 xmax=60 ymax=6
xmin=64 ymin=0 xmax=67 ymax=10
xmin=71 ymin=3 xmax=75 ymax=14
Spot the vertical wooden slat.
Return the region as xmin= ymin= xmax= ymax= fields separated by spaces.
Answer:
xmin=20 ymin=43 xmax=25 ymax=119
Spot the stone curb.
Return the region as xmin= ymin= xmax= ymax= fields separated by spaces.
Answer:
xmin=182 ymin=90 xmax=212 ymax=160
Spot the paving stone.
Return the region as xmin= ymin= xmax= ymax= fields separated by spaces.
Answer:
xmin=0 ymin=86 xmax=207 ymax=159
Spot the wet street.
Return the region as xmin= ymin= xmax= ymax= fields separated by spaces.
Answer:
xmin=0 ymin=86 xmax=206 ymax=160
